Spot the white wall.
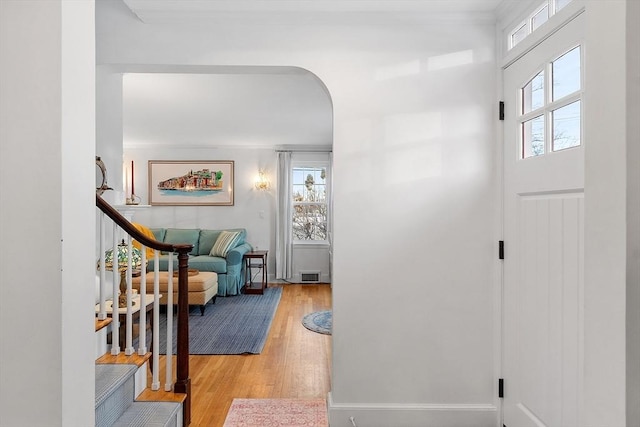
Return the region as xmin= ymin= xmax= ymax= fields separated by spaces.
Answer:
xmin=626 ymin=2 xmax=640 ymax=424
xmin=0 ymin=1 xmax=95 ymax=426
xmin=583 ymin=2 xmax=635 ymax=425
xmin=97 ymin=1 xmax=498 ymax=425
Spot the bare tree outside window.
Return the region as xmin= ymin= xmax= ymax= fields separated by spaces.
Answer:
xmin=292 ymin=167 xmax=328 ymax=241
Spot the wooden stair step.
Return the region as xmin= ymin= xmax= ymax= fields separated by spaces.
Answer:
xmin=96 ymin=352 xmax=151 ymax=367
xmin=95 ymin=317 xmax=112 ymax=332
xmin=137 ymin=388 xmax=187 ymax=404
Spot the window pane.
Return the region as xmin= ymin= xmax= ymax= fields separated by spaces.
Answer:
xmin=522 ymin=115 xmax=545 ymax=158
xmin=511 ymin=23 xmax=528 ymax=48
xmin=522 ymin=70 xmax=545 ymax=114
xmin=292 ymin=204 xmax=327 ymax=241
xmin=532 ymin=5 xmax=549 ymax=31
xmin=292 ymin=167 xmax=327 ymax=202
xmin=552 ymin=101 xmax=581 ymax=151
xmin=555 ymin=0 xmax=573 ymax=12
xmin=552 ymin=46 xmax=581 ymax=101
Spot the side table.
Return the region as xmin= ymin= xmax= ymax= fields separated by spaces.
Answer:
xmin=242 ymin=250 xmax=268 ymax=295
xmin=95 ymin=294 xmax=158 ymax=351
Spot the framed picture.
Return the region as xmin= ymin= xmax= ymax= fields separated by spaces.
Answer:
xmin=148 ymin=160 xmax=234 ymax=206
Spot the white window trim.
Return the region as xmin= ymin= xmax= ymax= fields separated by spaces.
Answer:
xmin=291 ymin=157 xmax=332 ymax=245
xmin=509 ymin=0 xmax=566 ymax=51
xmin=501 ymin=0 xmax=584 ymax=69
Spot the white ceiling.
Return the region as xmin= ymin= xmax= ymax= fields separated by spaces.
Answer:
xmin=122 ymin=0 xmax=505 ymax=24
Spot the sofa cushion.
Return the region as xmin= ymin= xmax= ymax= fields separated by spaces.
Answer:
xmin=197 ymin=229 xmax=222 ymax=256
xmin=198 ymin=228 xmax=246 ymax=256
xmin=150 ymin=228 xmax=166 ymax=242
xmin=189 ymin=255 xmax=227 ymax=273
xmin=163 ymin=228 xmax=199 ymax=255
xmin=210 ymin=230 xmax=242 ymax=257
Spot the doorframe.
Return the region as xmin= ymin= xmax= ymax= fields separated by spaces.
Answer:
xmin=493 ymin=2 xmax=587 ymax=426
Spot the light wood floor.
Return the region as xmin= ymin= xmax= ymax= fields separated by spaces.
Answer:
xmin=158 ymin=284 xmax=332 ymax=427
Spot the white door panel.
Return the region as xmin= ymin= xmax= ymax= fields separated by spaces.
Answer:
xmin=502 ymin=12 xmax=584 ymax=427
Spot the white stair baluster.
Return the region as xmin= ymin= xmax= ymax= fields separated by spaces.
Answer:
xmin=138 ymin=246 xmax=147 ymax=355
xmin=125 ymin=235 xmax=134 ymax=356
xmin=111 ymin=222 xmax=120 ymax=355
xmin=152 ymin=250 xmax=160 ymax=391
xmin=165 ymin=253 xmax=174 ymax=391
xmin=97 ymin=212 xmax=107 ymax=320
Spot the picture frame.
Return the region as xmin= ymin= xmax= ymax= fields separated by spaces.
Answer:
xmin=148 ymin=160 xmax=234 ymax=206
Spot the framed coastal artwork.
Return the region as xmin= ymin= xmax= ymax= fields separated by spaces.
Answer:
xmin=148 ymin=160 xmax=234 ymax=206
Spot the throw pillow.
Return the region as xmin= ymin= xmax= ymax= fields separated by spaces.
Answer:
xmin=210 ymin=230 xmax=242 ymax=257
xmin=132 ymin=223 xmax=156 ymax=259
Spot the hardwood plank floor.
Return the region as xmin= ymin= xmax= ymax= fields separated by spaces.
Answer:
xmin=154 ymin=284 xmax=332 ymax=427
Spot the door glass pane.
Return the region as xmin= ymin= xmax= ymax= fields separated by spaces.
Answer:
xmin=522 ymin=71 xmax=545 ymax=114
xmin=552 ymin=100 xmax=581 ymax=151
xmin=512 ymin=23 xmax=528 ymax=48
xmin=555 ymin=0 xmax=573 ymax=12
xmin=532 ymin=5 xmax=549 ymax=31
xmin=522 ymin=115 xmax=545 ymax=158
xmin=552 ymin=46 xmax=581 ymax=101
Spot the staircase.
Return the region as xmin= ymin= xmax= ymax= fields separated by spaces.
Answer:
xmin=95 ymin=194 xmax=194 ymax=426
xmin=95 ymin=359 xmax=183 ymax=427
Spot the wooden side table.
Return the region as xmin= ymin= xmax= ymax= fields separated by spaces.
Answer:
xmin=242 ymin=250 xmax=268 ymax=295
xmin=95 ymin=294 xmax=158 ymax=350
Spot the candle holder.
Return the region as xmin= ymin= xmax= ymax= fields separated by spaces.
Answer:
xmin=126 ymin=194 xmax=141 ymax=205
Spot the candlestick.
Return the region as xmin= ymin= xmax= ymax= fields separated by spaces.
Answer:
xmin=131 ymin=160 xmax=135 ymax=195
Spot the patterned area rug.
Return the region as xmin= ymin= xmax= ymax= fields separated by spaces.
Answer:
xmin=223 ymin=398 xmax=328 ymax=427
xmin=301 ymin=310 xmax=332 ymax=335
xmin=157 ymin=287 xmax=282 ymax=354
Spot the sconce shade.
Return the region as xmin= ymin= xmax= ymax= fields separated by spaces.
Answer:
xmin=255 ymin=170 xmax=270 ymax=190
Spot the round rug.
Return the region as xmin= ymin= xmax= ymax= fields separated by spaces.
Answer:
xmin=302 ymin=310 xmax=332 ymax=335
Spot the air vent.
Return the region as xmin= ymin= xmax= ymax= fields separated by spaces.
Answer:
xmin=300 ymin=271 xmax=320 ymax=282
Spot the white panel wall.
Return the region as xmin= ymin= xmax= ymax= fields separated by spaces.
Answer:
xmin=0 ymin=1 xmax=95 ymax=426
xmin=97 ymin=2 xmax=498 ymax=425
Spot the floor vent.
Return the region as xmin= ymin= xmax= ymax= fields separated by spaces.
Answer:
xmin=300 ymin=271 xmax=320 ymax=282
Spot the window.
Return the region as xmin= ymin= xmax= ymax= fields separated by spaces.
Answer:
xmin=509 ymin=0 xmax=574 ymax=50
xmin=292 ymin=164 xmax=329 ymax=242
xmin=519 ymin=45 xmax=582 ymax=159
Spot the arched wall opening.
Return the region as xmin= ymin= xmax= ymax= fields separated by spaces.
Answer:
xmin=97 ymin=64 xmax=334 ymax=283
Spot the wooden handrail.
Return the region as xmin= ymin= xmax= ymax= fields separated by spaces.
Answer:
xmin=96 ymin=194 xmax=192 ymax=426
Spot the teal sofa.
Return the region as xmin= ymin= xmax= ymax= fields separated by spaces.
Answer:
xmin=149 ymin=228 xmax=252 ymax=296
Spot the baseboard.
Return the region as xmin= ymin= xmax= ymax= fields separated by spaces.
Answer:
xmin=327 ymin=392 xmax=497 ymax=427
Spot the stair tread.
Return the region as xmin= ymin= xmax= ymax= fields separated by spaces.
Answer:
xmin=95 ymin=317 xmax=112 ymax=332
xmin=96 ymin=352 xmax=151 ymax=367
xmin=95 ymin=364 xmax=138 ymax=408
xmin=112 ymin=401 xmax=181 ymax=427
xmin=138 ymin=388 xmax=187 ymax=404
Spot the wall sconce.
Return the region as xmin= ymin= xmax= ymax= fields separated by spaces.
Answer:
xmin=255 ymin=170 xmax=270 ymax=191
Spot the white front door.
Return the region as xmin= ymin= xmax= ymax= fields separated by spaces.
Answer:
xmin=502 ymin=11 xmax=585 ymax=427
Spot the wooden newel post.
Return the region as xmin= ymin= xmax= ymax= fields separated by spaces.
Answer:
xmin=174 ymin=247 xmax=192 ymax=426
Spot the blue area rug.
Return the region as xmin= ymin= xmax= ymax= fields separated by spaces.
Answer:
xmin=302 ymin=310 xmax=332 ymax=335
xmin=157 ymin=287 xmax=282 ymax=354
